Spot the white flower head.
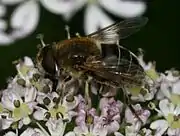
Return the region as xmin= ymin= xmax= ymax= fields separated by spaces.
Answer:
xmin=150 ymin=99 xmax=180 ymax=135
xmin=40 ymin=0 xmax=146 ymax=35
xmin=45 ymin=118 xmax=66 ymax=136
xmin=34 ymin=93 xmax=79 ymax=122
xmin=4 ymin=128 xmax=45 ymax=136
xmin=1 ymin=86 xmax=37 ymax=128
xmin=157 ymin=70 xmax=180 ymax=105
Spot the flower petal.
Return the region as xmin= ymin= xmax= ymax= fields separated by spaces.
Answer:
xmin=0 ymin=20 xmax=7 ymax=31
xmin=167 ymin=128 xmax=180 ymax=136
xmin=99 ymin=0 xmax=146 ymax=18
xmin=65 ymin=132 xmax=76 ymax=136
xmin=23 ymin=56 xmax=34 ymax=67
xmin=159 ymin=99 xmax=174 ymax=116
xmin=22 ymin=116 xmax=31 ymax=125
xmin=3 ymin=131 xmax=16 ymax=136
xmin=1 ymin=118 xmax=14 ymax=130
xmin=0 ymin=5 xmax=6 ymax=17
xmin=40 ymin=0 xmax=86 ymax=20
xmin=33 ymin=107 xmax=47 ymax=121
xmin=114 ymin=132 xmax=124 ymax=136
xmin=172 ymin=80 xmax=180 ymax=95
xmin=10 ymin=0 xmax=39 ymax=39
xmin=1 ymin=90 xmax=22 ymax=111
xmin=150 ymin=120 xmax=168 ymax=136
xmin=84 ymin=4 xmax=114 ymax=35
xmin=0 ymin=31 xmax=14 ymax=45
xmin=1 ymin=0 xmax=25 ymax=5
xmin=45 ymin=118 xmax=65 ymax=136
xmin=25 ymin=87 xmax=37 ymax=102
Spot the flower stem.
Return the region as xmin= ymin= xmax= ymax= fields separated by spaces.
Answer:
xmin=36 ymin=122 xmax=50 ymax=136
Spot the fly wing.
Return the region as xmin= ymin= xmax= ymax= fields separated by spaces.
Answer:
xmin=87 ymin=17 xmax=148 ymax=44
xmin=79 ymin=56 xmax=145 ymax=87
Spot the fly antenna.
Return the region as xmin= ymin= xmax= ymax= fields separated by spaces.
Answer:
xmin=36 ymin=34 xmax=46 ymax=47
xmin=75 ymin=32 xmax=81 ymax=38
xmin=65 ymin=25 xmax=71 ymax=39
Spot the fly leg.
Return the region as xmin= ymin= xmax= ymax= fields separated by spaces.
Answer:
xmin=122 ymin=87 xmax=143 ymax=124
xmin=84 ymin=77 xmax=93 ymax=108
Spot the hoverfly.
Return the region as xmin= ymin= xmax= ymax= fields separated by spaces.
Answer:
xmin=36 ymin=17 xmax=149 ymax=95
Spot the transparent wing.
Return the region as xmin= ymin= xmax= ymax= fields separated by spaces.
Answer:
xmin=87 ymin=17 xmax=148 ymax=43
xmin=79 ymin=56 xmax=146 ymax=87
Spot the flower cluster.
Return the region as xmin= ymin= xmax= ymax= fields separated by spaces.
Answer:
xmin=0 ymin=53 xmax=180 ymax=136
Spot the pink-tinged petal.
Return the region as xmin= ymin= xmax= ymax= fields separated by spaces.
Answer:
xmin=1 ymin=0 xmax=25 ymax=5
xmin=40 ymin=0 xmax=86 ymax=20
xmin=150 ymin=120 xmax=168 ymax=136
xmin=10 ymin=0 xmax=40 ymax=39
xmin=84 ymin=4 xmax=114 ymax=35
xmin=27 ymin=102 xmax=37 ymax=112
xmin=25 ymin=87 xmax=37 ymax=102
xmin=74 ymin=125 xmax=89 ymax=135
xmin=106 ymin=121 xmax=119 ymax=134
xmin=99 ymin=97 xmax=109 ymax=109
xmin=92 ymin=124 xmax=108 ymax=136
xmin=99 ymin=0 xmax=146 ymax=18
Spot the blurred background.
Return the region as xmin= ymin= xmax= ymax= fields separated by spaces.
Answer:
xmin=0 ymin=0 xmax=178 ymax=89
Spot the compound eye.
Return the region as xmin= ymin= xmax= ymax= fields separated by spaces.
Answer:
xmin=41 ymin=46 xmax=56 ymax=75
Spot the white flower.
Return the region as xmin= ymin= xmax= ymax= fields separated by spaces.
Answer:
xmin=34 ymin=93 xmax=79 ymax=122
xmin=42 ymin=0 xmax=146 ymax=34
xmin=130 ymin=87 xmax=157 ymax=102
xmin=157 ymin=70 xmax=180 ymax=104
xmin=99 ymin=97 xmax=123 ymax=134
xmin=73 ymin=122 xmax=108 ymax=136
xmin=0 ymin=0 xmax=146 ymax=45
xmin=124 ymin=104 xmax=150 ymax=135
xmin=1 ymin=87 xmax=37 ymax=128
xmin=4 ymin=128 xmax=45 ymax=136
xmin=0 ymin=1 xmax=39 ymax=45
xmin=150 ymin=99 xmax=180 ymax=136
xmin=0 ymin=111 xmax=14 ymax=130
xmin=45 ymin=118 xmax=67 ymax=136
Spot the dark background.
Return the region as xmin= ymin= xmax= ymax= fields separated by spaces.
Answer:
xmin=0 ymin=0 xmax=178 ymax=89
